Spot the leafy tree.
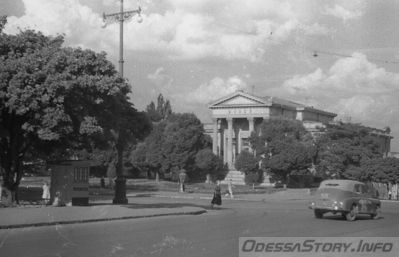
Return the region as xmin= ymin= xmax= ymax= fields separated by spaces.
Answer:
xmin=0 ymin=30 xmax=150 ymax=203
xmin=235 ymin=150 xmax=259 ymax=173
xmin=161 ymin=113 xmax=208 ymax=173
xmin=361 ymin=158 xmax=399 ymax=184
xmin=245 ymin=171 xmax=260 ymax=187
xmin=249 ymin=119 xmax=314 ymax=184
xmin=133 ymin=112 xmax=209 ymax=181
xmin=145 ymin=94 xmax=172 ymax=122
xmin=143 ymin=121 xmax=167 ymax=181
xmin=194 ymin=148 xmax=226 ymax=181
xmin=235 ymin=150 xmax=261 ymax=186
xmin=264 ymin=140 xmax=314 ymax=183
xmin=314 ymin=122 xmax=383 ymax=179
xmin=0 ymin=16 xmax=6 ymax=33
xmin=129 ymin=142 xmax=152 ymax=178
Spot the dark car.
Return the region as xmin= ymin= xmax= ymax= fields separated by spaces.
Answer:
xmin=309 ymin=179 xmax=381 ymax=221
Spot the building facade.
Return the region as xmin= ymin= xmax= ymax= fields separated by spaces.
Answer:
xmin=207 ymin=91 xmax=337 ymax=169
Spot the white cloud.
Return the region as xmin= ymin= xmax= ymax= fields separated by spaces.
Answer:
xmin=147 ymin=67 xmax=174 ymax=88
xmin=324 ymin=1 xmax=365 ymax=21
xmin=283 ymin=68 xmax=325 ymax=94
xmin=284 ymin=53 xmax=399 ymax=96
xmin=4 ymin=0 xmax=115 ymax=53
xmin=4 ymin=0 xmax=357 ymax=61
xmin=185 ymin=76 xmax=248 ymax=104
xmin=281 ymin=52 xmax=399 ymax=128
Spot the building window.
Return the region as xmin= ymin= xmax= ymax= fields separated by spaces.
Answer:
xmin=74 ymin=167 xmax=89 ymax=183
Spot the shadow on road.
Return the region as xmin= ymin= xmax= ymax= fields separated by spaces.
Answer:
xmin=88 ymin=201 xmax=223 ymax=210
xmin=321 ymin=214 xmax=384 ymax=221
xmin=124 ymin=202 xmax=224 ymax=210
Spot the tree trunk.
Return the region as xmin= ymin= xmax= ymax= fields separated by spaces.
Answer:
xmin=1 ymin=160 xmax=23 ymax=205
xmin=112 ymin=137 xmax=128 ymax=204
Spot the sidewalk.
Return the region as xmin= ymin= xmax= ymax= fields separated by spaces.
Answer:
xmin=0 ymin=199 xmax=206 ymax=229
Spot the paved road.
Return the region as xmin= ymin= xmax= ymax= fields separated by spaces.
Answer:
xmin=1 ymin=197 xmax=398 ymax=257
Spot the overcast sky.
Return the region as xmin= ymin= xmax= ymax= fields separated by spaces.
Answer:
xmin=2 ymin=0 xmax=399 ymax=151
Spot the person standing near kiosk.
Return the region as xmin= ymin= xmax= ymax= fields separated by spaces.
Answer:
xmin=42 ymin=182 xmax=50 ymax=205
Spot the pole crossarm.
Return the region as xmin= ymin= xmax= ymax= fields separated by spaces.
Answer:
xmin=102 ymin=0 xmax=142 ymax=78
xmin=102 ymin=7 xmax=142 ymax=26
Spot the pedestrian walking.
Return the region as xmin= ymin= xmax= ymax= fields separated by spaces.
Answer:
xmin=42 ymin=182 xmax=50 ymax=205
xmin=100 ymin=176 xmax=105 ymax=188
xmin=178 ymin=169 xmax=187 ymax=193
xmin=228 ymin=179 xmax=234 ymax=199
xmin=211 ymin=180 xmax=222 ymax=209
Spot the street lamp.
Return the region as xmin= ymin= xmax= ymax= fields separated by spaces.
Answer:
xmin=102 ymin=0 xmax=142 ymax=78
xmin=102 ymin=0 xmax=142 ymax=204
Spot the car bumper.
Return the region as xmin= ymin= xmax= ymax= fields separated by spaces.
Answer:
xmin=309 ymin=201 xmax=345 ymax=212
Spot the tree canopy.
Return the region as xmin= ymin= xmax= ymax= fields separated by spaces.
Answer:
xmin=360 ymin=157 xmax=399 ymax=184
xmin=0 ymin=30 xmax=150 ymax=201
xmin=249 ymin=118 xmax=314 ymax=183
xmin=194 ymin=148 xmax=226 ymax=181
xmin=314 ymin=122 xmax=383 ymax=179
xmin=235 ymin=150 xmax=259 ymax=174
xmin=130 ymin=112 xmax=211 ymax=181
xmin=145 ymin=94 xmax=172 ymax=122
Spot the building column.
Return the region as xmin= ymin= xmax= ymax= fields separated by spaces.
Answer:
xmin=238 ymin=129 xmax=242 ymax=154
xmin=227 ymin=117 xmax=233 ymax=170
xmin=248 ymin=117 xmax=254 ymax=133
xmin=212 ymin=118 xmax=218 ymax=155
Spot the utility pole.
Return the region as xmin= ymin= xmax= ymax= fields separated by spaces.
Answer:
xmin=103 ymin=0 xmax=142 ymax=78
xmin=102 ymin=0 xmax=142 ymax=204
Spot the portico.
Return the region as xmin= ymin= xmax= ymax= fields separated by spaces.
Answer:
xmin=208 ymin=90 xmax=337 ymax=169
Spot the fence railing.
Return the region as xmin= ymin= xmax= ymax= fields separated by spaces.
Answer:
xmin=371 ymin=182 xmax=398 ymax=200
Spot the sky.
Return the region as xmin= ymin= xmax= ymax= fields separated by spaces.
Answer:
xmin=1 ymin=0 xmax=399 ymax=151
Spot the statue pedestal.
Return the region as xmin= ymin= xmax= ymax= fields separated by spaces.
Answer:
xmin=260 ymin=172 xmax=275 ymax=187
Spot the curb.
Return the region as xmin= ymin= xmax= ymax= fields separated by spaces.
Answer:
xmin=152 ymin=194 xmax=312 ymax=202
xmin=0 ymin=209 xmax=207 ymax=230
xmin=381 ymin=200 xmax=399 ymax=203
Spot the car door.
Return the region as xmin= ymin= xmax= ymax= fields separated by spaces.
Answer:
xmin=364 ymin=184 xmax=379 ymax=213
xmin=358 ymin=184 xmax=374 ymax=214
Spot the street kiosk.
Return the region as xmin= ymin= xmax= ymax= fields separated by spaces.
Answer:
xmin=49 ymin=160 xmax=93 ymax=206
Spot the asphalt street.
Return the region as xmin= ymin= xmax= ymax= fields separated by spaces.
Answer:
xmin=1 ymin=196 xmax=398 ymax=257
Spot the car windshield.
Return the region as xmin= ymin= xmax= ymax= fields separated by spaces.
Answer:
xmin=318 ymin=180 xmax=357 ymax=191
xmin=324 ymin=183 xmax=339 ymax=186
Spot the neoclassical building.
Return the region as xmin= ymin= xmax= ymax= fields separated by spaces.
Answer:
xmin=206 ymin=91 xmax=393 ymax=171
xmin=206 ymin=90 xmax=337 ymax=169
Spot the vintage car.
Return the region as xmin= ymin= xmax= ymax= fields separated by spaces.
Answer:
xmin=309 ymin=179 xmax=381 ymax=221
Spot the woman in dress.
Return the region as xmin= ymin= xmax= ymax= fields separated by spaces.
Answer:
xmin=42 ymin=182 xmax=50 ymax=205
xmin=211 ymin=180 xmax=222 ymax=209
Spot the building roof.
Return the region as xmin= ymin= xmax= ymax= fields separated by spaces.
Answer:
xmin=208 ymin=90 xmax=337 ymax=117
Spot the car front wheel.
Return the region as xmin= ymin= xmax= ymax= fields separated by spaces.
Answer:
xmin=371 ymin=206 xmax=381 ymax=220
xmin=345 ymin=205 xmax=358 ymax=221
xmin=314 ymin=209 xmax=324 ymax=219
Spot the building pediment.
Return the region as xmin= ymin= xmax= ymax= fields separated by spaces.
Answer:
xmin=209 ymin=90 xmax=269 ymax=108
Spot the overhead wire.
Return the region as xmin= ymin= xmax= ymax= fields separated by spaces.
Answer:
xmin=216 ymin=21 xmax=399 ymax=65
xmin=310 ymin=49 xmax=399 ymax=64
